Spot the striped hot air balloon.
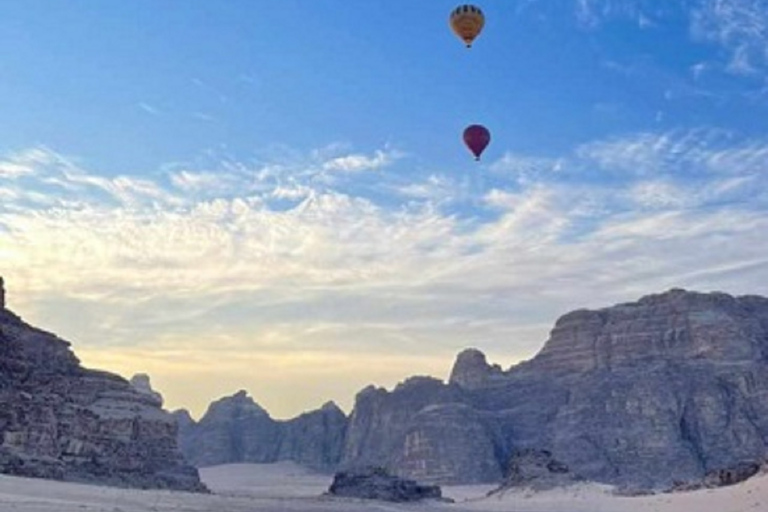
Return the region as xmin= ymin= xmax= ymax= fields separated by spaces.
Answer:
xmin=449 ymin=5 xmax=485 ymax=48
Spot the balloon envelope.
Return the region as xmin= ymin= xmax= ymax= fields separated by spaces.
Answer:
xmin=449 ymin=4 xmax=485 ymax=48
xmin=463 ymin=124 xmax=491 ymax=160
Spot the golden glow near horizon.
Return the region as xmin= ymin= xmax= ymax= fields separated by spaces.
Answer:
xmin=75 ymin=345 xmax=459 ymax=420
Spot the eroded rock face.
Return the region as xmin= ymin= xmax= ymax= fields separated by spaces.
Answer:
xmin=176 ymin=393 xmax=347 ymax=470
xmin=341 ymin=289 xmax=768 ymax=490
xmin=277 ymin=401 xmax=348 ymax=468
xmin=396 ymin=402 xmax=504 ymax=484
xmin=340 ymin=377 xmax=466 ymax=480
xmin=533 ymin=289 xmax=768 ymax=373
xmin=177 ymin=390 xmax=279 ymax=467
xmin=0 ymin=307 xmax=205 ymax=491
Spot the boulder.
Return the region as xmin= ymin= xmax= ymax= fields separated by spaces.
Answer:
xmin=498 ymin=449 xmax=579 ymax=490
xmin=327 ymin=466 xmax=444 ymax=502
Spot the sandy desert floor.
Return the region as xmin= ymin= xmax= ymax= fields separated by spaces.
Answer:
xmin=0 ymin=462 xmax=764 ymax=512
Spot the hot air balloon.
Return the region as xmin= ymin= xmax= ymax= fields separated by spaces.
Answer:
xmin=463 ymin=124 xmax=491 ymax=160
xmin=450 ymin=4 xmax=485 ymax=48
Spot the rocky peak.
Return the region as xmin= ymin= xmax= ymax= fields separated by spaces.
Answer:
xmin=449 ymin=348 xmax=504 ymax=389
xmin=200 ymin=390 xmax=270 ymax=424
xmin=533 ymin=288 xmax=768 ymax=373
xmin=321 ymin=401 xmax=344 ymax=414
xmin=129 ymin=373 xmax=163 ymax=407
xmin=172 ymin=409 xmax=196 ymax=429
xmin=177 ymin=394 xmax=348 ymax=469
xmin=394 ymin=376 xmax=445 ymax=393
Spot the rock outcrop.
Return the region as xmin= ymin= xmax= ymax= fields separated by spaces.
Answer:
xmin=496 ymin=449 xmax=579 ymax=490
xmin=277 ymin=401 xmax=348 ymax=467
xmin=448 ymin=348 xmax=504 ymax=390
xmin=0 ymin=282 xmax=205 ymax=491
xmin=129 ymin=374 xmax=163 ymax=407
xmin=327 ymin=466 xmax=444 ymax=502
xmin=340 ymin=289 xmax=768 ymax=490
xmin=176 ymin=392 xmax=347 ymax=470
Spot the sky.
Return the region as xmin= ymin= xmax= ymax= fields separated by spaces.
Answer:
xmin=2 ymin=0 xmax=768 ymax=419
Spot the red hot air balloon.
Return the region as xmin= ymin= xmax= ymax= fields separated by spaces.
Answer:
xmin=463 ymin=124 xmax=491 ymax=160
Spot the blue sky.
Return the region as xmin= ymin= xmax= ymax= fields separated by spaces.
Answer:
xmin=2 ymin=0 xmax=768 ymax=418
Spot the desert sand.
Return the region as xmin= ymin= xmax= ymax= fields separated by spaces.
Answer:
xmin=0 ymin=462 xmax=763 ymax=512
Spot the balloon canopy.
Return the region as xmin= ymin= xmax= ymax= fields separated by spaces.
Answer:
xmin=449 ymin=5 xmax=485 ymax=48
xmin=463 ymin=124 xmax=491 ymax=160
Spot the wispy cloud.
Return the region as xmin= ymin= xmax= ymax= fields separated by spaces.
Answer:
xmin=322 ymin=148 xmax=402 ymax=173
xmin=138 ymin=102 xmax=160 ymax=116
xmin=0 ymin=147 xmax=60 ymax=178
xmin=691 ymin=0 xmax=768 ymax=75
xmin=574 ymin=128 xmax=767 ymax=180
xmin=565 ymin=0 xmax=768 ymax=76
xmin=0 ymin=161 xmax=36 ymax=179
xmin=572 ymin=0 xmax=678 ymax=29
xmin=489 ymin=152 xmax=563 ymax=184
xmin=3 ymin=131 xmax=768 ymax=417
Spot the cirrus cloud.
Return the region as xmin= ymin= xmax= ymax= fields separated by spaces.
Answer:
xmin=3 ymin=130 xmax=768 ymax=417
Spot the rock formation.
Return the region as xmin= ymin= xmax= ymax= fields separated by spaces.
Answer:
xmin=340 ymin=289 xmax=768 ymax=490
xmin=277 ymin=401 xmax=348 ymax=467
xmin=0 ymin=276 xmax=5 ymax=309
xmin=129 ymin=374 xmax=163 ymax=407
xmin=175 ymin=392 xmax=347 ymax=470
xmin=448 ymin=348 xmax=504 ymax=390
xmin=495 ymin=449 xmax=579 ymax=491
xmin=327 ymin=466 xmax=444 ymax=502
xmin=0 ymin=280 xmax=205 ymax=491
xmin=175 ymin=390 xmax=280 ymax=467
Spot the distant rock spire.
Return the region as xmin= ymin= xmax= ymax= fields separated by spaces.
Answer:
xmin=449 ymin=348 xmax=504 ymax=389
xmin=130 ymin=373 xmax=164 ymax=407
xmin=0 ymin=276 xmax=5 ymax=309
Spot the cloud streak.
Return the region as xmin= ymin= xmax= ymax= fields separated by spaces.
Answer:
xmin=563 ymin=0 xmax=768 ymax=79
xmin=2 ymin=130 xmax=768 ymax=417
xmin=691 ymin=0 xmax=768 ymax=74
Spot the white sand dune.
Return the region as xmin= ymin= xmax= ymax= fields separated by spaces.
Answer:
xmin=0 ymin=463 xmax=764 ymax=512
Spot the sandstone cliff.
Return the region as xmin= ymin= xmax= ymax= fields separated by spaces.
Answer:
xmin=175 ymin=391 xmax=347 ymax=470
xmin=0 ymin=298 xmax=205 ymax=491
xmin=340 ymin=289 xmax=768 ymax=490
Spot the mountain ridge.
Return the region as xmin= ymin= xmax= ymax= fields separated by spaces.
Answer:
xmin=179 ymin=288 xmax=768 ymax=491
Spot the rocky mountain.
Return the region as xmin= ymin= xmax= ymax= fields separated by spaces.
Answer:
xmin=175 ymin=391 xmax=347 ymax=470
xmin=340 ymin=289 xmax=768 ymax=490
xmin=0 ymin=278 xmax=205 ymax=491
xmin=129 ymin=373 xmax=164 ymax=407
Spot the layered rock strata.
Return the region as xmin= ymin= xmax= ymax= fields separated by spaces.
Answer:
xmin=0 ymin=283 xmax=205 ymax=491
xmin=340 ymin=289 xmax=768 ymax=490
